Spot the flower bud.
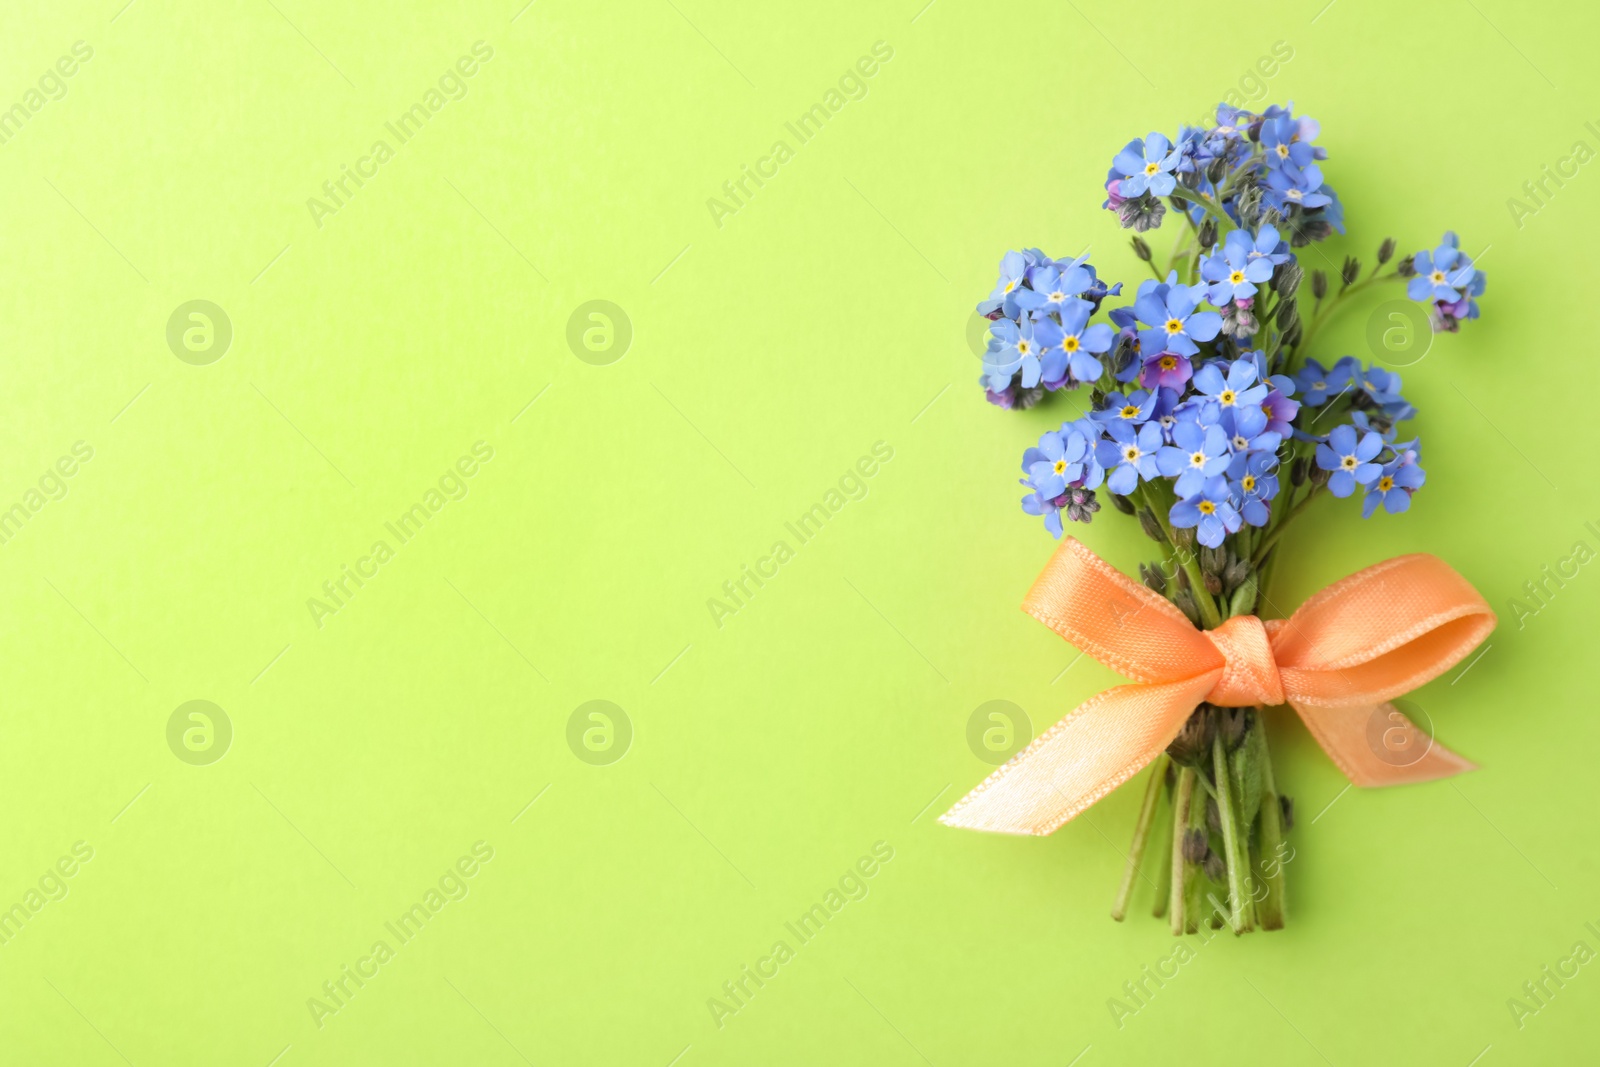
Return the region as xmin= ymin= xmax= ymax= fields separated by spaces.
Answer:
xmin=1279 ymin=795 xmax=1295 ymax=830
xmin=1139 ymin=562 xmax=1167 ymax=595
xmin=1341 ymin=256 xmax=1360 ymax=288
xmin=1172 ymin=524 xmax=1197 ymax=552
xmin=1109 ymin=492 xmax=1136 ymax=516
xmin=1130 ymin=235 xmax=1153 ymax=262
xmin=1206 ymin=157 xmax=1228 ymax=185
xmin=1200 ymin=545 xmax=1225 ymax=577
xmin=1206 ymin=796 xmax=1221 ymax=834
xmin=1311 ymin=270 xmax=1328 ymax=300
xmin=1310 ymin=463 xmax=1331 ymax=488
xmin=1174 ymin=588 xmax=1200 ymax=627
xmin=1138 ymin=507 xmax=1167 ymax=544
xmin=1377 ymin=237 xmax=1396 ymax=265
xmin=1223 ymin=555 xmax=1251 ymax=595
xmin=1198 ymin=218 xmax=1217 ymax=250
xmin=1182 ymin=828 xmax=1209 ymax=865
xmin=1290 ymin=456 xmax=1308 ymax=486
xmin=1203 ymin=850 xmax=1226 ymax=883
xmin=1175 ymin=565 xmax=1191 ymax=591
xmin=1397 ymin=255 xmax=1417 ymax=278
xmin=1204 ymin=572 xmax=1223 ymax=596
xmin=1276 ymin=300 xmax=1297 ymax=330
xmin=1167 ymin=707 xmax=1210 ymax=763
xmin=1274 ymin=263 xmax=1302 ymax=298
xmin=1224 ymin=708 xmax=1252 ymax=750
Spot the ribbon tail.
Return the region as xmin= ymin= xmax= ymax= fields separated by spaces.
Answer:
xmin=1291 ymin=700 xmax=1477 ymax=787
xmin=940 ymin=674 xmax=1217 ymax=836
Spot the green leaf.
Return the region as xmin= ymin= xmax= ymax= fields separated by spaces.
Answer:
xmin=1233 ymin=725 xmax=1264 ymax=835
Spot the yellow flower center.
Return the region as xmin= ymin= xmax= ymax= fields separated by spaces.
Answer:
xmin=1341 ymin=455 xmax=1357 ymax=470
xmin=1063 ymin=335 xmax=1080 ymax=352
xmin=1275 ymin=143 xmax=1289 ymax=159
xmin=1053 ymin=459 xmax=1067 ymax=475
xmin=1159 ymin=355 xmax=1178 ymax=371
xmin=1198 ymin=500 xmax=1216 ymax=515
xmin=1242 ymin=474 xmax=1256 ymax=491
xmin=1286 ymin=188 xmax=1303 ymax=200
xmin=1164 ymin=318 xmax=1184 ymax=334
xmin=1378 ymin=475 xmax=1395 ymax=491
xmin=1190 ymin=452 xmax=1206 ymax=467
xmin=1120 ymin=405 xmax=1139 ymax=419
xmin=1430 ymin=270 xmax=1446 ymax=284
xmin=1124 ymin=446 xmax=1139 ymax=461
xmin=1004 ymin=280 xmax=1017 ymax=292
xmin=1018 ymin=340 xmax=1032 ymax=356
xmin=1144 ymin=162 xmax=1160 ymax=176
xmin=1219 ymin=390 xmax=1236 ymax=405
xmin=1229 ymin=270 xmax=1245 ymax=284
xmin=1049 ymin=290 xmax=1066 ymax=302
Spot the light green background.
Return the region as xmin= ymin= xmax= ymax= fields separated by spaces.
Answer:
xmin=1 ymin=0 xmax=1596 ymax=1063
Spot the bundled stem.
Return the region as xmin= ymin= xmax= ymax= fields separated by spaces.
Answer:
xmin=1112 ymin=755 xmax=1170 ymax=921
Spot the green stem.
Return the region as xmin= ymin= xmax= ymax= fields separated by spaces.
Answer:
xmin=1152 ymin=776 xmax=1175 ymax=919
xmin=1182 ymin=770 xmax=1209 ymax=934
xmin=1170 ymin=767 xmax=1195 ymax=935
xmin=1254 ymin=717 xmax=1288 ymax=930
xmin=1251 ymin=487 xmax=1321 ymax=566
xmin=1211 ymin=728 xmax=1252 ymax=934
xmin=1291 ymin=270 xmax=1403 ymax=365
xmin=1174 ymin=186 xmax=1232 ymax=230
xmin=1112 ymin=755 xmax=1170 ymax=921
xmin=1135 ymin=483 xmax=1222 ymax=630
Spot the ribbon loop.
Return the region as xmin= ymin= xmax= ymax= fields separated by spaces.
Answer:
xmin=1203 ymin=615 xmax=1284 ymax=708
xmin=942 ymin=539 xmax=1496 ymax=837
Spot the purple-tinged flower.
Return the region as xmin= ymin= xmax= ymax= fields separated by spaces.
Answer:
xmin=1095 ymin=420 xmax=1165 ymax=495
xmin=1157 ymin=419 xmax=1230 ymax=497
xmin=1112 ymin=133 xmax=1182 ymax=197
xmin=1315 ymin=424 xmax=1385 ymax=498
xmin=1361 ymin=451 xmax=1426 ymax=518
xmin=1134 ymin=286 xmax=1222 ymax=358
xmin=1138 ymin=351 xmax=1194 ymax=391
xmin=1170 ymin=475 xmax=1241 ymax=548
xmin=1260 ymin=379 xmax=1300 ymax=438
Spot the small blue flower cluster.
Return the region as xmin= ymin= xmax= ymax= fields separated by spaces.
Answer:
xmin=1405 ymin=231 xmax=1486 ymax=332
xmin=982 ymin=101 xmax=1487 ymax=546
xmin=977 ymin=249 xmax=1122 ymax=408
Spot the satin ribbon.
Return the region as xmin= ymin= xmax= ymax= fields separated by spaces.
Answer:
xmin=941 ymin=538 xmax=1496 ymax=836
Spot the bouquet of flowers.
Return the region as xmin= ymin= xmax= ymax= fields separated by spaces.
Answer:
xmin=943 ymin=102 xmax=1495 ymax=935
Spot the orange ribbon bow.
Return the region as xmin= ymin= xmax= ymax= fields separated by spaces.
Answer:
xmin=941 ymin=538 xmax=1496 ymax=836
